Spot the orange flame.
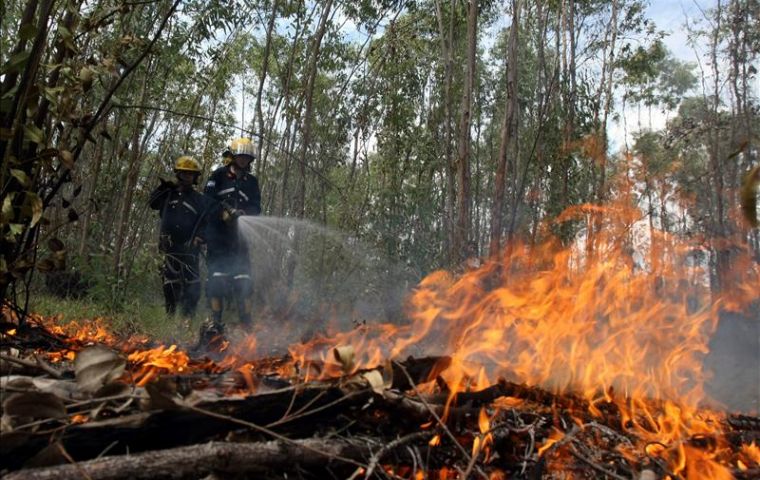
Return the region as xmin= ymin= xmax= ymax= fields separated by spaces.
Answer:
xmin=127 ymin=345 xmax=189 ymax=386
xmin=26 ymin=191 xmax=758 ymax=478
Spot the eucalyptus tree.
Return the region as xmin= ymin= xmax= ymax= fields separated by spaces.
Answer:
xmin=0 ymin=0 xmax=187 ymax=309
xmin=0 ymin=0 xmax=253 ymax=311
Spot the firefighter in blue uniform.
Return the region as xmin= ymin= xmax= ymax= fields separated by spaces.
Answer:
xmin=200 ymin=138 xmax=261 ymax=344
xmin=149 ymin=156 xmax=209 ymax=318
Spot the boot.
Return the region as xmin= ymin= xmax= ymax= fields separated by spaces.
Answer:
xmin=194 ymin=318 xmax=226 ymax=354
xmin=238 ymin=298 xmax=253 ymax=327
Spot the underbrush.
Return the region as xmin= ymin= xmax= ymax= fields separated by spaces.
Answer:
xmin=27 ymin=293 xmax=201 ymax=343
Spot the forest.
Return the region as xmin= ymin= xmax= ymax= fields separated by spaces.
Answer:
xmin=1 ymin=0 xmax=758 ymax=317
xmin=1 ymin=0 xmax=760 ymax=479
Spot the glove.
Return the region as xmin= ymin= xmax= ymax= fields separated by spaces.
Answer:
xmin=222 ymin=209 xmax=243 ymax=223
xmin=158 ymin=178 xmax=177 ymax=191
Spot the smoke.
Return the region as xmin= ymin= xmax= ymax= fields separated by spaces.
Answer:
xmin=236 ymin=216 xmax=415 ymax=351
xmin=703 ymin=310 xmax=760 ymax=414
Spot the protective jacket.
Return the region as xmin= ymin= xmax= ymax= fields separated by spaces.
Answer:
xmin=203 ymin=165 xmax=261 ymax=248
xmin=149 ymin=181 xmax=211 ymax=317
xmin=149 ymin=181 xmax=211 ymax=252
xmin=202 ymin=165 xmax=261 ymax=327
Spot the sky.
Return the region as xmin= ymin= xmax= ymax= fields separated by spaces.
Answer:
xmin=609 ymin=0 xmax=760 ymax=150
xmin=229 ymin=0 xmax=758 ymax=155
xmin=609 ymin=0 xmax=701 ymax=150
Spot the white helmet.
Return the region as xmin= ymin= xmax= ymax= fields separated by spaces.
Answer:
xmin=230 ymin=137 xmax=255 ymax=159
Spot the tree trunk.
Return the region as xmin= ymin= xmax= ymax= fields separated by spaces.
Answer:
xmin=454 ymin=0 xmax=478 ymax=263
xmin=254 ymin=0 xmax=278 ymax=175
xmin=295 ymin=0 xmax=333 ymax=219
xmin=596 ymin=0 xmax=618 ymax=203
xmin=489 ymin=0 xmax=520 ymax=257
xmin=434 ymin=0 xmax=457 ymax=262
xmin=112 ymin=69 xmax=151 ymax=276
xmin=561 ymin=0 xmax=577 ymax=208
xmin=708 ymin=0 xmax=729 ymax=292
xmin=78 ymin=137 xmax=105 ymax=256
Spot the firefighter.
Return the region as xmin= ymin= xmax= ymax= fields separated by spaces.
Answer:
xmin=200 ymin=138 xmax=261 ymax=345
xmin=222 ymin=148 xmax=234 ymax=166
xmin=149 ymin=156 xmax=210 ymax=318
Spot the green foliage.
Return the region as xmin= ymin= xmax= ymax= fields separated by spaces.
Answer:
xmin=619 ymin=39 xmax=697 ymax=109
xmin=29 ymin=293 xmax=194 ymax=341
xmin=1 ymin=0 xmax=757 ymax=317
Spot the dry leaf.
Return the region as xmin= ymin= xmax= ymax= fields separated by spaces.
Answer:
xmin=740 ymin=165 xmax=759 ymax=227
xmin=59 ymin=150 xmax=74 ymax=170
xmin=74 ymin=346 xmax=126 ymax=394
xmin=2 ymin=391 xmax=66 ymax=420
xmin=144 ymin=377 xmax=180 ymax=411
xmin=361 ymin=370 xmax=387 ymax=394
xmin=333 ymin=345 xmax=355 ymax=374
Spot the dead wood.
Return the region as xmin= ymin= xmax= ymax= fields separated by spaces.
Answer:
xmin=0 ymin=384 xmax=373 ymax=470
xmin=0 ymin=353 xmax=63 ymax=378
xmin=389 ymin=355 xmax=452 ymax=391
xmin=1 ymin=375 xmax=84 ymax=401
xmin=4 ymin=323 xmax=760 ymax=480
xmin=1 ymin=439 xmax=371 ymax=480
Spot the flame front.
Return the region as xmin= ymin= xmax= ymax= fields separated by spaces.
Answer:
xmin=288 ymin=199 xmax=758 ymax=478
xmin=26 ymin=196 xmax=758 ymax=478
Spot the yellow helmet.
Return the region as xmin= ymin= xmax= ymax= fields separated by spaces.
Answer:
xmin=174 ymin=156 xmax=201 ymax=173
xmin=230 ymin=137 xmax=255 ymax=159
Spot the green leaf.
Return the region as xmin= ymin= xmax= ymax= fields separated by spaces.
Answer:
xmin=8 ymin=223 xmax=24 ymax=237
xmin=10 ymin=169 xmax=29 ymax=187
xmin=1 ymin=50 xmax=31 ymax=75
xmin=19 ymin=23 xmax=36 ymax=42
xmin=57 ymin=25 xmax=72 ymax=40
xmin=23 ymin=124 xmax=44 ymax=144
xmin=24 ymin=125 xmax=45 ymax=144
xmin=22 ymin=192 xmax=43 ymax=227
xmin=1 ymin=193 xmax=15 ymax=222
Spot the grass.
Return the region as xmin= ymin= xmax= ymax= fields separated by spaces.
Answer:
xmin=27 ymin=293 xmax=204 ymax=344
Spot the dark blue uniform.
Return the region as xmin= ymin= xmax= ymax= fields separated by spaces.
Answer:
xmin=149 ymin=182 xmax=211 ymax=316
xmin=203 ymin=165 xmax=261 ymax=325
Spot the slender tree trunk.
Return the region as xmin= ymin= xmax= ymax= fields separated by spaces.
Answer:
xmin=295 ymin=0 xmax=333 ymax=219
xmin=597 ymin=0 xmax=618 ymax=203
xmin=453 ymin=0 xmax=478 ymax=263
xmin=586 ymin=0 xmax=619 ymax=260
xmin=255 ymin=0 xmax=278 ymax=175
xmin=708 ymin=0 xmax=729 ymax=292
xmin=434 ymin=0 xmax=457 ymax=260
xmin=113 ymin=69 xmax=151 ymax=276
xmin=489 ymin=0 xmax=520 ymax=257
xmin=78 ymin=137 xmax=105 ymax=256
xmin=560 ymin=0 xmax=576 ymax=208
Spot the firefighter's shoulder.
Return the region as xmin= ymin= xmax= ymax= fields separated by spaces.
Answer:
xmin=205 ymin=165 xmax=228 ymax=190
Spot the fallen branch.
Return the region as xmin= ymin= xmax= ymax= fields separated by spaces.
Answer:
xmin=0 ymin=353 xmax=63 ymax=378
xmin=393 ymin=361 xmax=489 ymax=480
xmin=1 ymin=439 xmax=373 ymax=480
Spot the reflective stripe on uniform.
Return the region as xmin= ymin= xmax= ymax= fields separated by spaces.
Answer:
xmin=212 ymin=272 xmax=229 ymax=277
xmin=182 ymin=201 xmax=198 ymax=214
xmin=239 ymin=191 xmax=249 ymax=202
xmin=234 ymin=274 xmax=250 ymax=280
xmin=217 ymin=187 xmax=235 ymax=196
